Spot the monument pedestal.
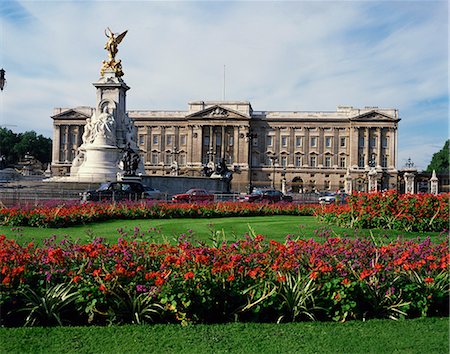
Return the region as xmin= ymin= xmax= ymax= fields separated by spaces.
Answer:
xmin=76 ymin=144 xmax=121 ymax=181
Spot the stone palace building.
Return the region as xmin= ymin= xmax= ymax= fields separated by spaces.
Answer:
xmin=51 ymin=101 xmax=400 ymax=193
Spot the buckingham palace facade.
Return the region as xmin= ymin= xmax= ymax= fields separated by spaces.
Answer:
xmin=51 ymin=101 xmax=400 ymax=193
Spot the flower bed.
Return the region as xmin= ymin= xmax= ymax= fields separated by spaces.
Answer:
xmin=1 ymin=233 xmax=448 ymax=326
xmin=0 ymin=201 xmax=319 ymax=228
xmin=316 ymin=191 xmax=449 ymax=232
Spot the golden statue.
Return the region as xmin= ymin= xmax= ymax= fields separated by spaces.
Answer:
xmin=104 ymin=28 xmax=128 ymax=61
xmin=101 ymin=28 xmax=127 ymax=77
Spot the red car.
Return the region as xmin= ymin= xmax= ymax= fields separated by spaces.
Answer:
xmin=172 ymin=188 xmax=215 ymax=203
xmin=240 ymin=189 xmax=293 ymax=203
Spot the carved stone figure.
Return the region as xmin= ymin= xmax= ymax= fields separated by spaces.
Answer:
xmin=81 ymin=117 xmax=94 ymax=145
xmin=93 ymin=106 xmax=116 ymax=145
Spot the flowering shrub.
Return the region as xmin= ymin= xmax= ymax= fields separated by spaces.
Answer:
xmin=1 ymin=233 xmax=448 ymax=326
xmin=0 ymin=202 xmax=319 ymax=228
xmin=316 ymin=191 xmax=449 ymax=232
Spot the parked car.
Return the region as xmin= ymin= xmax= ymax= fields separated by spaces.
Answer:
xmin=240 ymin=189 xmax=293 ymax=203
xmin=80 ymin=181 xmax=150 ymax=202
xmin=318 ymin=192 xmax=348 ymax=205
xmin=143 ymin=186 xmax=163 ymax=200
xmin=172 ymin=188 xmax=215 ymax=203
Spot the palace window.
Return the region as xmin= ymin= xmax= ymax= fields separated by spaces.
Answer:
xmin=370 ymin=136 xmax=376 ymax=148
xmin=295 ymin=136 xmax=302 ymax=147
xmin=310 ymin=155 xmax=317 ymax=167
xmin=152 ymin=135 xmax=159 ymax=145
xmin=267 ymin=136 xmax=273 ymax=146
xmin=382 ymin=137 xmax=388 ymax=148
xmin=179 ymin=154 xmax=186 ymax=166
xmin=281 ymin=136 xmax=288 ymax=147
xmin=295 ymin=156 xmax=302 ymax=167
xmin=310 ymin=137 xmax=317 ymax=148
xmin=340 ymin=137 xmax=346 ymax=147
xmin=325 ymin=136 xmax=332 ymax=148
xmin=180 ymin=135 xmax=187 ymax=146
xmin=325 ymin=156 xmax=331 ymax=167
xmin=339 ymin=156 xmax=346 ymax=168
xmin=281 ymin=156 xmax=287 ymax=167
xmin=358 ymin=154 xmax=365 ymax=168
xmin=151 ymin=153 xmax=158 ymax=165
xmin=382 ymin=155 xmax=388 ymax=168
xmin=166 ymin=135 xmax=173 ymax=146
xmin=139 ymin=135 xmax=145 ymax=145
xmin=359 ymin=136 xmax=365 ymax=147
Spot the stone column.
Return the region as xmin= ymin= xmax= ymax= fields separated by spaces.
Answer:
xmin=389 ymin=128 xmax=396 ymax=169
xmin=404 ymin=172 xmax=415 ymax=194
xmin=377 ymin=127 xmax=382 ymax=168
xmin=350 ymin=126 xmax=359 ymax=168
xmin=289 ymin=127 xmax=294 ymax=166
xmin=364 ymin=127 xmax=370 ymax=168
xmin=318 ymin=127 xmax=324 ymax=167
xmin=368 ymin=168 xmax=378 ymax=192
xmin=304 ymin=128 xmax=310 ymax=166
xmin=52 ymin=124 xmax=61 ymax=164
xmin=333 ymin=127 xmax=339 ymax=167
xmin=430 ymin=170 xmax=439 ymax=195
xmin=233 ymin=126 xmax=240 ymax=165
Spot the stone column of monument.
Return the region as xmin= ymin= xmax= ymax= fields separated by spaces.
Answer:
xmin=402 ymin=158 xmax=417 ymax=194
xmin=368 ymin=168 xmax=378 ymax=192
xmin=71 ymin=28 xmax=144 ymax=181
xmin=430 ymin=170 xmax=439 ymax=195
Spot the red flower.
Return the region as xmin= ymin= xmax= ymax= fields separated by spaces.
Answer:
xmin=184 ymin=271 xmax=194 ymax=280
xmin=99 ymin=283 xmax=107 ymax=292
xmin=227 ymin=275 xmax=235 ymax=281
xmin=424 ymin=277 xmax=434 ymax=284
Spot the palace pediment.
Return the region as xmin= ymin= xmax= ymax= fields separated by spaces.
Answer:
xmin=186 ymin=105 xmax=250 ymax=120
xmin=350 ymin=110 xmax=400 ymax=122
xmin=52 ymin=108 xmax=92 ymax=120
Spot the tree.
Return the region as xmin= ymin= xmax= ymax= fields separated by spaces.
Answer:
xmin=426 ymin=140 xmax=449 ymax=173
xmin=0 ymin=128 xmax=20 ymax=165
xmin=0 ymin=128 xmax=52 ymax=167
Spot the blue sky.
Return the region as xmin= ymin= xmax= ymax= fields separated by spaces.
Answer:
xmin=0 ymin=0 xmax=448 ymax=170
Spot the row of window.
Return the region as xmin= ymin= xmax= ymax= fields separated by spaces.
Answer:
xmin=267 ymin=155 xmax=347 ymax=168
xmin=267 ymin=136 xmax=347 ymax=149
xmin=140 ymin=134 xmax=188 ymax=146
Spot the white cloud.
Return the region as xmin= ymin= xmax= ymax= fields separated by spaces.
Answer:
xmin=0 ymin=0 xmax=447 ymax=170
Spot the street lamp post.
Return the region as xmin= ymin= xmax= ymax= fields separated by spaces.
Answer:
xmin=0 ymin=69 xmax=6 ymax=91
xmin=246 ymin=131 xmax=257 ymax=193
xmin=269 ymin=155 xmax=277 ymax=189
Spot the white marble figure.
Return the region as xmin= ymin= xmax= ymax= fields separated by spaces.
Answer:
xmin=93 ymin=106 xmax=116 ymax=145
xmin=81 ymin=117 xmax=94 ymax=146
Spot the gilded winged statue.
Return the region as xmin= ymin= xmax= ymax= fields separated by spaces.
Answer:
xmin=104 ymin=28 xmax=128 ymax=61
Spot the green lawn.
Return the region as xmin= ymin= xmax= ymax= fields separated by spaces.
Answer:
xmin=0 ymin=318 xmax=448 ymax=354
xmin=1 ymin=215 xmax=443 ymax=245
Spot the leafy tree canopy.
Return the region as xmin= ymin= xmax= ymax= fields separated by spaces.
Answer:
xmin=426 ymin=139 xmax=449 ymax=173
xmin=0 ymin=128 xmax=52 ymax=167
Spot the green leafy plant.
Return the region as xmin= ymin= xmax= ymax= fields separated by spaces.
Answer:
xmin=19 ymin=283 xmax=79 ymax=326
xmin=275 ymin=272 xmax=321 ymax=323
xmin=108 ymin=285 xmax=164 ymax=324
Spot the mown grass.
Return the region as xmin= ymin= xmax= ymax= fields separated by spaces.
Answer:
xmin=0 ymin=318 xmax=448 ymax=354
xmin=1 ymin=215 xmax=444 ymax=245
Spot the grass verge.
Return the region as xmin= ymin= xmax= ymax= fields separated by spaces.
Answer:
xmin=0 ymin=318 xmax=448 ymax=354
xmin=1 ymin=215 xmax=443 ymax=245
